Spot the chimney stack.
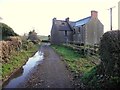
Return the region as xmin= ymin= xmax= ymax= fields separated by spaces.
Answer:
xmin=91 ymin=10 xmax=98 ymax=19
xmin=53 ymin=17 xmax=56 ymax=24
xmin=65 ymin=17 xmax=69 ymax=22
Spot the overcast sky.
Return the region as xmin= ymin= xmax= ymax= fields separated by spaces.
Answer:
xmin=0 ymin=0 xmax=119 ymax=35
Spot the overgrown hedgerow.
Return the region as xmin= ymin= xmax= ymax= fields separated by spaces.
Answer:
xmin=81 ymin=30 xmax=120 ymax=89
xmin=2 ymin=42 xmax=39 ymax=81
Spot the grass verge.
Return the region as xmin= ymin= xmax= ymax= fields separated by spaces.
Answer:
xmin=51 ymin=44 xmax=99 ymax=75
xmin=51 ymin=44 xmax=120 ymax=89
xmin=2 ymin=44 xmax=39 ymax=81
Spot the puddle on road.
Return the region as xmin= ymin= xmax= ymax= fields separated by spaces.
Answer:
xmin=3 ymin=51 xmax=44 ymax=88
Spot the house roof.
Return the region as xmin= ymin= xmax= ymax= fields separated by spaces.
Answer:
xmin=69 ymin=21 xmax=76 ymax=27
xmin=54 ymin=16 xmax=91 ymax=31
xmin=75 ymin=16 xmax=91 ymax=27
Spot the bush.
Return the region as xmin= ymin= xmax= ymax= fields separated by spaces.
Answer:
xmin=0 ymin=22 xmax=18 ymax=40
xmin=81 ymin=30 xmax=120 ymax=89
xmin=99 ymin=30 xmax=120 ymax=77
xmin=0 ymin=36 xmax=22 ymax=63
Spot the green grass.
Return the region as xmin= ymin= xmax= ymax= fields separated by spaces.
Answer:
xmin=2 ymin=44 xmax=38 ymax=80
xmin=81 ymin=66 xmax=98 ymax=85
xmin=51 ymin=45 xmax=120 ymax=88
xmin=51 ymin=45 xmax=98 ymax=74
xmin=51 ymin=45 xmax=101 ymax=88
xmin=81 ymin=65 xmax=120 ymax=88
xmin=0 ymin=65 xmax=2 ymax=80
xmin=38 ymin=35 xmax=48 ymax=40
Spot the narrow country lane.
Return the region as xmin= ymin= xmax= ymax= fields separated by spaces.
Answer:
xmin=17 ymin=43 xmax=74 ymax=88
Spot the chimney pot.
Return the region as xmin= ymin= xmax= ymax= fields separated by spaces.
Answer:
xmin=53 ymin=17 xmax=56 ymax=21
xmin=91 ymin=10 xmax=98 ymax=19
xmin=53 ymin=17 xmax=56 ymax=23
xmin=66 ymin=17 xmax=69 ymax=22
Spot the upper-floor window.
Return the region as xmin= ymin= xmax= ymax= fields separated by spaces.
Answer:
xmin=61 ymin=22 xmax=65 ymax=25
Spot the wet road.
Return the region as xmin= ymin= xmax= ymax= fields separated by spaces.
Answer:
xmin=4 ymin=43 xmax=73 ymax=88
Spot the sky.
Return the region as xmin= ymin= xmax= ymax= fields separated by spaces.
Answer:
xmin=0 ymin=0 xmax=119 ymax=36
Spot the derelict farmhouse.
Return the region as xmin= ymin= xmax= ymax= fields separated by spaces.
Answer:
xmin=50 ymin=10 xmax=104 ymax=45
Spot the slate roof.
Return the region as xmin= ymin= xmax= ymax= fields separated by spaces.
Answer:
xmin=69 ymin=21 xmax=76 ymax=27
xmin=55 ymin=16 xmax=91 ymax=31
xmin=75 ymin=16 xmax=91 ymax=27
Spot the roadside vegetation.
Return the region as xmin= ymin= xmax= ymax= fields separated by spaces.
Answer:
xmin=81 ymin=31 xmax=120 ymax=89
xmin=51 ymin=45 xmax=100 ymax=88
xmin=2 ymin=42 xmax=39 ymax=81
xmin=1 ymin=22 xmax=41 ymax=83
xmin=0 ymin=22 xmax=18 ymax=40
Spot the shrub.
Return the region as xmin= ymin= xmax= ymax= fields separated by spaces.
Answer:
xmin=0 ymin=36 xmax=22 ymax=63
xmin=0 ymin=22 xmax=18 ymax=40
xmin=99 ymin=30 xmax=120 ymax=77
